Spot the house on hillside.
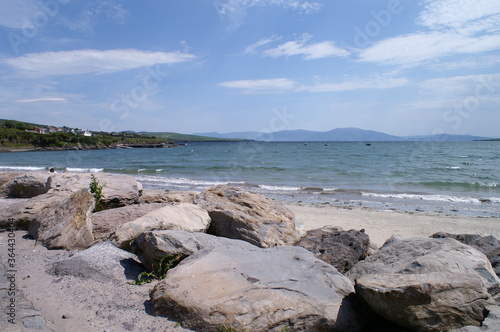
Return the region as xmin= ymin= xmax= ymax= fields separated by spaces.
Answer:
xmin=76 ymin=129 xmax=92 ymax=137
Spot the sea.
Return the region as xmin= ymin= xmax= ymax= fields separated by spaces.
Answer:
xmin=1 ymin=141 xmax=499 ymax=218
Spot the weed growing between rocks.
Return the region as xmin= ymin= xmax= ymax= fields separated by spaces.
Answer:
xmin=131 ymin=254 xmax=187 ymax=285
xmin=89 ymin=174 xmax=104 ymax=212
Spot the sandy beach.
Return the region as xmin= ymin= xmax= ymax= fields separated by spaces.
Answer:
xmin=2 ymin=196 xmax=500 ymax=331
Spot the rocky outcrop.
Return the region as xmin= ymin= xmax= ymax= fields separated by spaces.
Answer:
xmin=92 ymin=203 xmax=168 ymax=240
xmin=432 ymin=232 xmax=500 ymax=277
xmin=28 ymin=189 xmax=95 ymax=250
xmin=196 ymin=185 xmax=299 ymax=247
xmin=150 ymin=237 xmax=362 ymax=332
xmin=356 ymin=272 xmax=493 ymax=331
xmin=108 ymin=203 xmax=211 ymax=250
xmin=2 ymin=172 xmax=51 ymax=198
xmin=46 ymin=241 xmax=144 ymax=282
xmin=48 ymin=172 xmax=143 ymax=208
xmin=348 ymin=237 xmax=500 ymax=296
xmin=451 ymin=305 xmax=500 ymax=331
xmin=297 ymin=226 xmax=371 ymax=273
xmin=139 ymin=190 xmax=197 ymax=204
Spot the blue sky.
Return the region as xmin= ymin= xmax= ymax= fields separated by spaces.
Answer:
xmin=1 ymin=0 xmax=499 ymax=137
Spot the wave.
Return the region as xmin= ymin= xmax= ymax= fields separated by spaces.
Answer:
xmin=362 ymin=192 xmax=500 ymax=204
xmin=136 ymin=175 xmax=245 ymax=189
xmin=0 ymin=165 xmax=46 ymax=171
xmin=66 ymin=167 xmax=104 ymax=173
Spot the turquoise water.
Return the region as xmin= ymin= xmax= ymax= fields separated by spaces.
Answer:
xmin=1 ymin=141 xmax=499 ymax=217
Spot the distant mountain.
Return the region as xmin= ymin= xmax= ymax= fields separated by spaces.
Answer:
xmin=195 ymin=128 xmax=492 ymax=142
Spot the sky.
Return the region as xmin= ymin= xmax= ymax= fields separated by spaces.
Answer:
xmin=0 ymin=0 xmax=499 ymax=137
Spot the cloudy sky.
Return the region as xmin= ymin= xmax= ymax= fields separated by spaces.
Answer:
xmin=1 ymin=0 xmax=499 ymax=137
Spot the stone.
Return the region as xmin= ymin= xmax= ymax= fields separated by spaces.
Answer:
xmin=2 ymin=172 xmax=51 ymax=198
xmin=108 ymin=203 xmax=211 ymax=250
xmin=132 ymin=230 xmax=249 ymax=272
xmin=196 ymin=185 xmax=299 ymax=247
xmin=356 ymin=272 xmax=493 ymax=331
xmin=347 ymin=237 xmax=500 ymax=297
xmin=139 ymin=190 xmax=198 ymax=204
xmin=28 ymin=189 xmax=95 ymax=250
xmin=450 ymin=305 xmax=500 ymax=331
xmin=150 ymin=239 xmax=362 ymax=332
xmin=0 ymin=171 xmax=22 ymax=196
xmin=92 ymin=203 xmax=168 ymax=240
xmin=46 ymin=241 xmax=144 ymax=282
xmin=48 ymin=172 xmax=143 ymax=208
xmin=297 ymin=227 xmax=371 ymax=273
xmin=432 ymin=232 xmax=500 ymax=277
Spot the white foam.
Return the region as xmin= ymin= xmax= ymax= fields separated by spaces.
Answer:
xmin=136 ymin=175 xmax=243 ymax=188
xmin=362 ymin=192 xmax=484 ymax=204
xmin=259 ymin=185 xmax=301 ymax=191
xmin=66 ymin=167 xmax=104 ymax=173
xmin=0 ymin=166 xmax=45 ymax=171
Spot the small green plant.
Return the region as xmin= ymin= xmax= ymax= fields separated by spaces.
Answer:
xmin=89 ymin=174 xmax=104 ymax=212
xmin=131 ymin=254 xmax=187 ymax=285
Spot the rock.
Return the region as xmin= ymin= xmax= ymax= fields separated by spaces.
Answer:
xmin=132 ymin=230 xmax=250 ymax=273
xmin=432 ymin=232 xmax=500 ymax=277
xmin=356 ymin=272 xmax=493 ymax=331
xmin=347 ymin=237 xmax=500 ymax=297
xmin=450 ymin=305 xmax=500 ymax=331
xmin=47 ymin=241 xmax=144 ymax=282
xmin=139 ymin=190 xmax=198 ymax=204
xmin=150 ymin=239 xmax=362 ymax=332
xmin=48 ymin=172 xmax=143 ymax=208
xmin=0 ymin=171 xmax=22 ymax=196
xmin=297 ymin=227 xmax=371 ymax=273
xmin=92 ymin=203 xmax=168 ymax=240
xmin=2 ymin=172 xmax=51 ymax=198
xmin=108 ymin=203 xmax=211 ymax=250
xmin=196 ymin=185 xmax=299 ymax=247
xmin=28 ymin=189 xmax=95 ymax=250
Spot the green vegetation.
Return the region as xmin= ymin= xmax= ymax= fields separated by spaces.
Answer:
xmin=89 ymin=174 xmax=104 ymax=212
xmin=130 ymin=254 xmax=187 ymax=285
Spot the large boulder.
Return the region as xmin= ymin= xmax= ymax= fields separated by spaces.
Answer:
xmin=46 ymin=241 xmax=144 ymax=282
xmin=432 ymin=232 xmax=500 ymax=277
xmin=347 ymin=237 xmax=500 ymax=296
xmin=297 ymin=227 xmax=371 ymax=273
xmin=92 ymin=203 xmax=168 ymax=240
xmin=28 ymin=188 xmax=95 ymax=250
xmin=48 ymin=172 xmax=143 ymax=208
xmin=451 ymin=305 xmax=500 ymax=332
xmin=139 ymin=189 xmax=197 ymax=204
xmin=0 ymin=171 xmax=22 ymax=195
xmin=2 ymin=172 xmax=51 ymax=198
xmin=356 ymin=272 xmax=493 ymax=331
xmin=108 ymin=203 xmax=211 ymax=250
xmin=150 ymin=238 xmax=362 ymax=332
xmin=132 ymin=230 xmax=248 ymax=273
xmin=196 ymin=185 xmax=299 ymax=247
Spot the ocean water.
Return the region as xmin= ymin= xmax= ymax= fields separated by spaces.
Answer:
xmin=1 ymin=141 xmax=499 ymax=217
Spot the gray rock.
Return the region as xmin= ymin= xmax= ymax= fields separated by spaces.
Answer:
xmin=28 ymin=189 xmax=95 ymax=250
xmin=47 ymin=241 xmax=144 ymax=282
xmin=108 ymin=203 xmax=211 ymax=250
xmin=450 ymin=305 xmax=500 ymax=331
xmin=196 ymin=185 xmax=299 ymax=248
xmin=92 ymin=203 xmax=168 ymax=240
xmin=139 ymin=190 xmax=198 ymax=204
xmin=297 ymin=227 xmax=370 ymax=273
xmin=151 ymin=240 xmax=362 ymax=332
xmin=356 ymin=272 xmax=493 ymax=331
xmin=3 ymin=172 xmax=51 ymax=198
xmin=347 ymin=237 xmax=500 ymax=297
xmin=132 ymin=230 xmax=254 ymax=272
xmin=0 ymin=171 xmax=22 ymax=195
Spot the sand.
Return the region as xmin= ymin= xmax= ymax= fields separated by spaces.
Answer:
xmin=2 ymin=200 xmax=500 ymax=331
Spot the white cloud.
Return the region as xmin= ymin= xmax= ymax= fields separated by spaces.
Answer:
xmin=214 ymin=0 xmax=321 ymax=29
xmin=219 ymin=78 xmax=296 ymax=91
xmin=14 ymin=97 xmax=68 ymax=103
xmin=3 ymin=49 xmax=196 ymax=77
xmin=299 ymin=77 xmax=409 ymax=92
xmin=263 ymin=39 xmax=349 ymax=60
xmin=244 ymin=36 xmax=282 ymax=55
xmin=358 ymin=31 xmax=500 ymax=66
xmin=358 ymin=0 xmax=500 ymax=67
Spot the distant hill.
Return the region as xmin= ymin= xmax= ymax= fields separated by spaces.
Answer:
xmin=135 ymin=131 xmax=250 ymax=142
xmin=195 ymin=128 xmax=493 ymax=142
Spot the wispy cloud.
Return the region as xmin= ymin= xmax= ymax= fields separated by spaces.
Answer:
xmin=219 ymin=78 xmax=296 ymax=92
xmin=14 ymin=97 xmax=68 ymax=103
xmin=244 ymin=36 xmax=282 ymax=55
xmin=4 ymin=49 xmax=196 ymax=78
xmin=358 ymin=0 xmax=500 ymax=67
xmin=299 ymin=77 xmax=409 ymax=92
xmin=214 ymin=0 xmax=322 ymax=30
